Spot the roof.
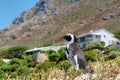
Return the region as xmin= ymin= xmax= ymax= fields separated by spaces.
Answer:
xmin=111 ymin=36 xmax=120 ymax=42
xmin=25 ymin=46 xmax=65 ymax=52
xmin=77 ymin=28 xmax=114 ymax=38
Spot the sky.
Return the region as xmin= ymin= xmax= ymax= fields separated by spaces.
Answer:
xmin=0 ymin=0 xmax=38 ymax=29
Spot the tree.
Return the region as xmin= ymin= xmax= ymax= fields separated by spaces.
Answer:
xmin=0 ymin=46 xmax=28 ymax=59
xmin=113 ymin=31 xmax=120 ymax=40
xmin=86 ymin=41 xmax=105 ymax=50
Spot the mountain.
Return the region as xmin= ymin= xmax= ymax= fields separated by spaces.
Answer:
xmin=0 ymin=0 xmax=120 ymax=50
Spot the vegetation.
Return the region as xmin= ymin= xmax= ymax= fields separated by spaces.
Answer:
xmin=85 ymin=41 xmax=105 ymax=50
xmin=106 ymin=50 xmax=120 ymax=60
xmin=113 ymin=30 xmax=120 ymax=40
xmin=0 ymin=0 xmax=120 ymax=79
xmin=0 ymin=46 xmax=28 ymax=59
xmin=84 ymin=49 xmax=105 ymax=62
xmin=0 ymin=44 xmax=120 ymax=79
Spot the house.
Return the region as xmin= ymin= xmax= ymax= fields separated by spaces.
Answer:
xmin=77 ymin=29 xmax=120 ymax=48
xmin=25 ymin=46 xmax=64 ymax=55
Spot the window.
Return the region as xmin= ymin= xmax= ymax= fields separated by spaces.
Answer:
xmin=96 ymin=35 xmax=101 ymax=38
xmin=82 ymin=43 xmax=86 ymax=48
xmin=80 ymin=37 xmax=85 ymax=42
xmin=96 ymin=35 xmax=99 ymax=38
xmin=87 ymin=35 xmax=92 ymax=37
xmin=104 ymin=35 xmax=106 ymax=38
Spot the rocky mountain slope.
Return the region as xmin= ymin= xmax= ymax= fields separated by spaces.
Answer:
xmin=0 ymin=0 xmax=120 ymax=50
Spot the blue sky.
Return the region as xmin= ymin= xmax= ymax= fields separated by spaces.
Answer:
xmin=0 ymin=0 xmax=38 ymax=29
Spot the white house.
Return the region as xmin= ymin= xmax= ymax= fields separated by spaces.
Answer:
xmin=77 ymin=29 xmax=120 ymax=48
xmin=25 ymin=46 xmax=64 ymax=55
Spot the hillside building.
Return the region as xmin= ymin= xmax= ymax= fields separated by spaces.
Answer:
xmin=77 ymin=29 xmax=120 ymax=48
xmin=25 ymin=46 xmax=64 ymax=55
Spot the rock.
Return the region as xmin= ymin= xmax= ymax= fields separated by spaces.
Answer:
xmin=115 ymin=74 xmax=120 ymax=80
xmin=12 ymin=0 xmax=55 ymax=26
xmin=74 ymin=74 xmax=90 ymax=80
xmin=12 ymin=16 xmax=24 ymax=25
xmin=36 ymin=52 xmax=48 ymax=63
xmin=11 ymin=34 xmax=18 ymax=40
xmin=34 ymin=0 xmax=54 ymax=15
xmin=96 ymin=7 xmax=105 ymax=12
xmin=74 ymin=73 xmax=102 ymax=80
xmin=102 ymin=13 xmax=116 ymax=20
xmin=102 ymin=16 xmax=111 ymax=20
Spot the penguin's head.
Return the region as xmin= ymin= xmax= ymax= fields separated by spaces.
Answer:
xmin=62 ymin=33 xmax=77 ymax=43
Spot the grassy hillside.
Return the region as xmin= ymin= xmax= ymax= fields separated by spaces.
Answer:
xmin=0 ymin=0 xmax=120 ymax=50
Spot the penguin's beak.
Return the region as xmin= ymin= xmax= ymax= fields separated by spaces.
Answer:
xmin=62 ymin=35 xmax=67 ymax=40
xmin=61 ymin=35 xmax=67 ymax=41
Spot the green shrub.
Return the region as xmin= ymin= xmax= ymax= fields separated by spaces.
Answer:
xmin=114 ymin=57 xmax=120 ymax=66
xmin=103 ymin=47 xmax=111 ymax=54
xmin=0 ymin=69 xmax=6 ymax=78
xmin=86 ymin=41 xmax=105 ymax=50
xmin=48 ymin=53 xmax=60 ymax=62
xmin=106 ymin=50 xmax=120 ymax=60
xmin=84 ymin=49 xmax=105 ymax=62
xmin=8 ymin=66 xmax=30 ymax=78
xmin=113 ymin=30 xmax=120 ymax=40
xmin=36 ymin=61 xmax=55 ymax=72
xmin=45 ymin=50 xmax=56 ymax=55
xmin=56 ymin=60 xmax=70 ymax=71
xmin=0 ymin=46 xmax=28 ymax=59
xmin=25 ymin=55 xmax=36 ymax=67
xmin=25 ymin=55 xmax=33 ymax=62
xmin=10 ymin=58 xmax=21 ymax=65
xmin=10 ymin=72 xmax=18 ymax=78
xmin=17 ymin=66 xmax=30 ymax=76
xmin=0 ymin=64 xmax=12 ymax=75
xmin=10 ymin=58 xmax=28 ymax=66
xmin=0 ymin=50 xmax=8 ymax=57
xmin=58 ymin=48 xmax=67 ymax=61
xmin=0 ymin=60 xmax=6 ymax=66
xmin=9 ymin=64 xmax=19 ymax=72
xmin=0 ymin=58 xmax=31 ymax=78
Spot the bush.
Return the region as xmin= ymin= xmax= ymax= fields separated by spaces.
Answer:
xmin=16 ymin=66 xmax=30 ymax=76
xmin=0 ymin=60 xmax=6 ymax=66
xmin=86 ymin=41 xmax=105 ymax=50
xmin=25 ymin=55 xmax=36 ymax=67
xmin=84 ymin=49 xmax=105 ymax=62
xmin=1 ymin=64 xmax=11 ymax=73
xmin=106 ymin=50 xmax=120 ymax=60
xmin=45 ymin=50 xmax=56 ymax=55
xmin=0 ymin=58 xmax=31 ymax=78
xmin=10 ymin=72 xmax=18 ymax=78
xmin=0 ymin=46 xmax=28 ymax=59
xmin=6 ymin=66 xmax=30 ymax=78
xmin=48 ymin=53 xmax=60 ymax=62
xmin=10 ymin=58 xmax=21 ymax=65
xmin=113 ymin=30 xmax=120 ymax=40
xmin=56 ymin=60 xmax=70 ymax=71
xmin=10 ymin=64 xmax=20 ymax=72
xmin=36 ymin=61 xmax=55 ymax=72
xmin=58 ymin=48 xmax=67 ymax=61
xmin=0 ymin=69 xmax=6 ymax=78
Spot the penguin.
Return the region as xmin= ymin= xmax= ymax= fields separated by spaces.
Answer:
xmin=62 ymin=33 xmax=93 ymax=73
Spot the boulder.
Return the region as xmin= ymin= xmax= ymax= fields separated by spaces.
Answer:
xmin=102 ymin=13 xmax=116 ymax=20
xmin=36 ymin=52 xmax=48 ymax=63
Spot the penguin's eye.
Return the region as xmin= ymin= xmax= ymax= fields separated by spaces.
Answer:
xmin=63 ymin=35 xmax=72 ymax=41
xmin=67 ymin=35 xmax=72 ymax=41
